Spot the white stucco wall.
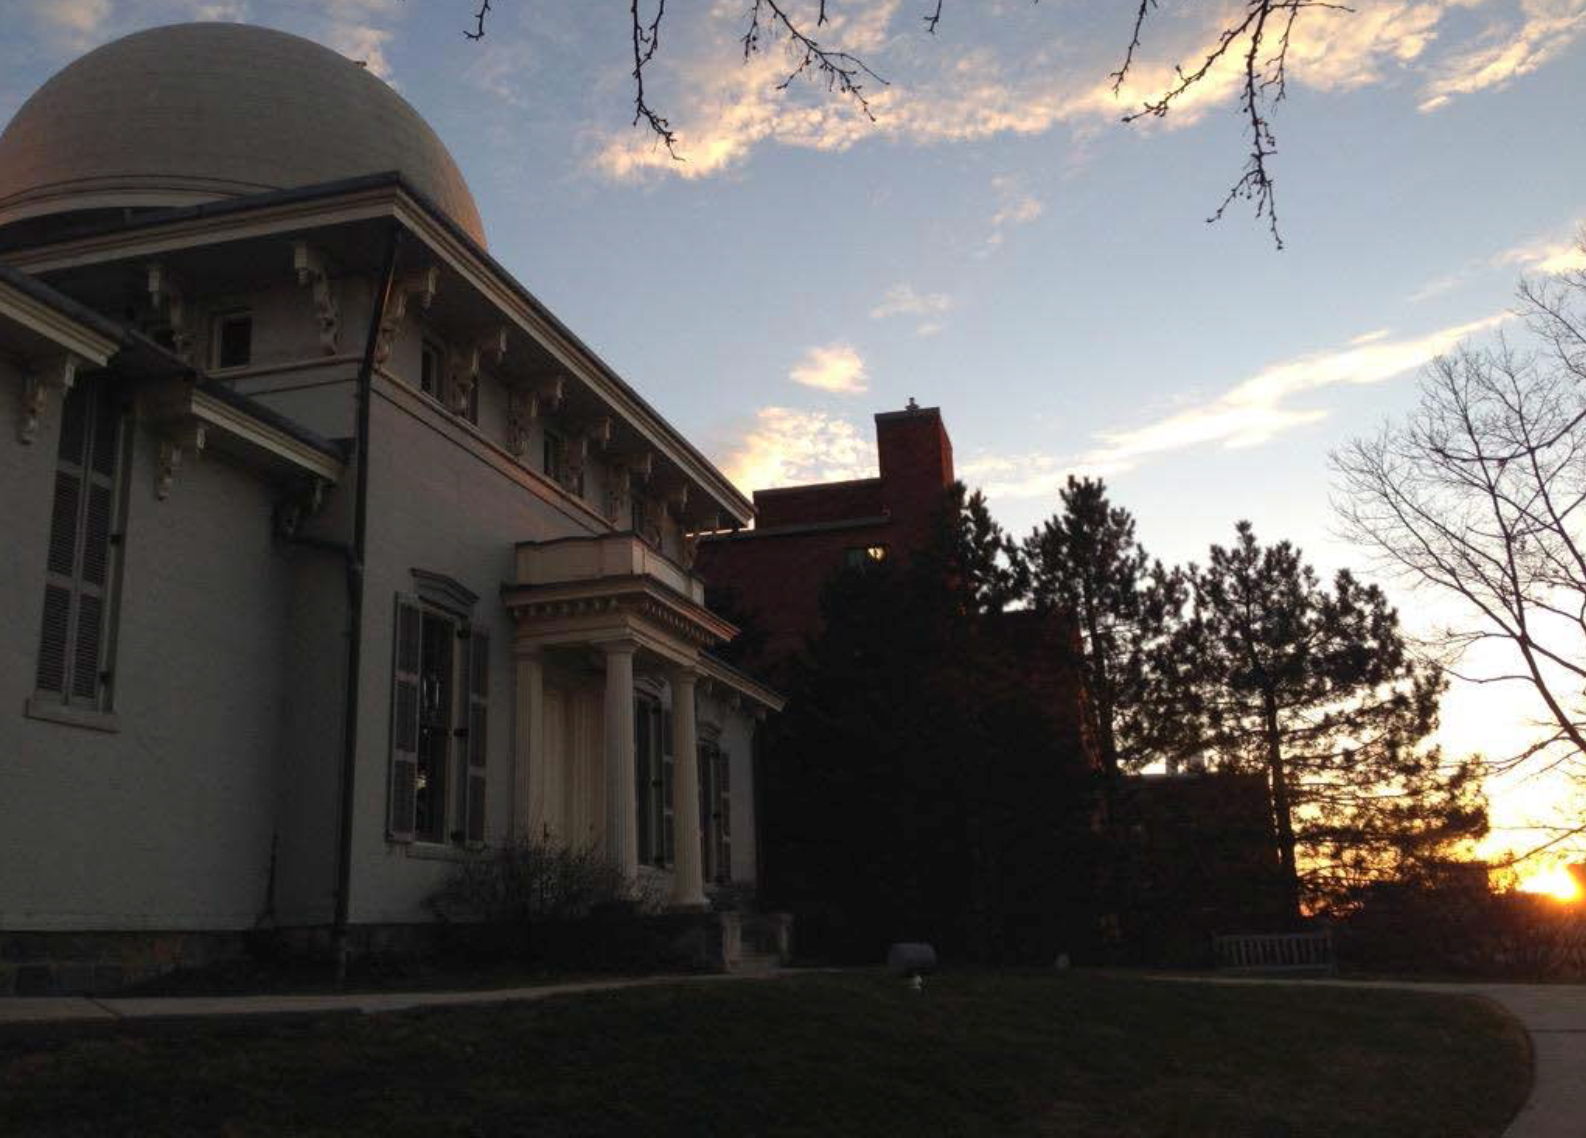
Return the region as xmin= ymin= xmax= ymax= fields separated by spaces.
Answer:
xmin=0 ymin=262 xmax=765 ymax=936
xmin=0 ymin=377 xmax=294 ymax=930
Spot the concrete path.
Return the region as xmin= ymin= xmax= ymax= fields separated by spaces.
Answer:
xmin=0 ymin=971 xmax=781 ymax=1029
xmin=1159 ymin=977 xmax=1586 ymax=1138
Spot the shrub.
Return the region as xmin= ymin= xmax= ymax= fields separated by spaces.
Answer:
xmin=429 ymin=838 xmax=634 ymax=928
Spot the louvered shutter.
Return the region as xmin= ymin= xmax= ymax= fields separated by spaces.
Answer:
xmin=36 ymin=378 xmax=120 ymax=707
xmin=634 ymin=700 xmax=653 ymax=864
xmin=661 ymin=708 xmax=675 ymax=867
xmin=388 ymin=595 xmax=422 ymax=842
xmin=715 ymin=750 xmax=732 ymax=882
xmin=698 ymin=744 xmax=712 ymax=877
xmin=463 ymin=625 xmax=490 ymax=848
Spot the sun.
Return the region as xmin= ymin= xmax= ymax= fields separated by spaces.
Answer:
xmin=1518 ymin=867 xmax=1583 ymax=902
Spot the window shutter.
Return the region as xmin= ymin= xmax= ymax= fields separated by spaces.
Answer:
xmin=464 ymin=624 xmax=490 ymax=848
xmin=661 ymin=709 xmax=674 ymax=867
xmin=36 ymin=378 xmax=121 ymax=709
xmin=634 ymin=700 xmax=653 ymax=864
xmin=388 ymin=595 xmax=422 ymax=842
xmin=716 ymin=750 xmax=732 ymax=882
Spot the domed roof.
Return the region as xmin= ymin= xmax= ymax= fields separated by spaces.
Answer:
xmin=0 ymin=22 xmax=485 ymax=245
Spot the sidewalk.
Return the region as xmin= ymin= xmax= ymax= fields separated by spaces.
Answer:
xmin=1157 ymin=977 xmax=1586 ymax=1138
xmin=0 ymin=971 xmax=776 ymax=1028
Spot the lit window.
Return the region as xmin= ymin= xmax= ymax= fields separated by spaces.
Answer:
xmin=213 ymin=312 xmax=252 ymax=369
xmin=843 ymin=544 xmax=888 ymax=568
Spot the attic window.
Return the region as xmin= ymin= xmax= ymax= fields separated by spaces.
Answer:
xmin=213 ymin=312 xmax=252 ymax=370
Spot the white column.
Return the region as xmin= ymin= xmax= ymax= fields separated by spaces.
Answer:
xmin=602 ymin=640 xmax=639 ymax=880
xmin=668 ymin=666 xmax=706 ymax=909
xmin=513 ymin=649 xmax=544 ymax=842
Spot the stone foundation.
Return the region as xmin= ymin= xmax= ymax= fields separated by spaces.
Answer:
xmin=0 ymin=930 xmax=251 ymax=996
xmin=0 ymin=912 xmax=795 ymax=995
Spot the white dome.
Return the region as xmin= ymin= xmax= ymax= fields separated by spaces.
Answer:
xmin=0 ymin=22 xmax=486 ymax=245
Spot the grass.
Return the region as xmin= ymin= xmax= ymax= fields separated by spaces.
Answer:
xmin=0 ymin=971 xmax=1530 ymax=1137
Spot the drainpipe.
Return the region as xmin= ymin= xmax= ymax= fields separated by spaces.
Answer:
xmin=333 ymin=225 xmax=403 ymax=982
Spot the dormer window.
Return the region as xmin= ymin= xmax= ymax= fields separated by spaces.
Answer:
xmin=213 ymin=311 xmax=252 ymax=370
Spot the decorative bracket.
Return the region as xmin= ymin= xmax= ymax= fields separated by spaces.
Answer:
xmin=374 ymin=265 xmax=440 ymax=364
xmin=585 ymin=416 xmax=613 ymax=451
xmin=156 ymin=421 xmax=206 ymax=500
xmin=273 ymin=476 xmax=330 ymax=539
xmin=18 ymin=353 xmax=80 ymax=444
xmin=453 ymin=326 xmax=507 ymax=414
xmin=563 ymin=432 xmax=591 ymax=490
xmin=605 ymin=463 xmax=633 ymax=526
xmin=537 ymin=375 xmax=566 ymax=413
xmin=146 ymin=262 xmax=196 ymax=363
xmin=623 ymin=451 xmax=654 ymax=485
xmin=665 ymin=483 xmax=689 ymax=518
xmin=292 ymin=241 xmax=340 ymax=354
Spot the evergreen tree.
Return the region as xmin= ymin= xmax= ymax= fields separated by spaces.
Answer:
xmin=1025 ymin=477 xmax=1188 ymax=785
xmin=761 ymin=483 xmax=1098 ymax=962
xmin=1178 ymin=522 xmax=1487 ymax=917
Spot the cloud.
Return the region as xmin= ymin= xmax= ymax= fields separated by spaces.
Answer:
xmin=963 ymin=313 xmax=1510 ymax=501
xmin=35 ymin=0 xmax=112 ymax=48
xmin=870 ymin=283 xmax=953 ymax=336
xmin=1496 ymin=228 xmax=1586 ymax=274
xmin=789 ymin=342 xmax=869 ymax=393
xmin=714 ymin=407 xmax=878 ymax=494
xmin=982 ymin=173 xmax=1044 ymax=252
xmin=870 ymin=282 xmax=952 ymax=320
xmin=1418 ymin=0 xmax=1586 ymax=111
xmin=1410 ymin=222 xmax=1586 ymax=300
xmin=587 ymin=1 xmax=1559 ymax=183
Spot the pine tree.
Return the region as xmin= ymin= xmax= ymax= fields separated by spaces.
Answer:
xmin=1025 ymin=477 xmax=1188 ymax=786
xmin=1179 ymin=522 xmax=1487 ymax=917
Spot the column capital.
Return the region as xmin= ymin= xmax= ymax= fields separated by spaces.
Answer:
xmin=599 ymin=637 xmax=639 ymax=659
xmin=666 ymin=661 xmax=701 ymax=688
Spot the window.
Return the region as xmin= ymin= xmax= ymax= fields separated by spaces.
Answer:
xmin=212 ymin=311 xmax=252 ymax=369
xmin=420 ymin=340 xmax=444 ymax=401
xmin=543 ymin=428 xmax=566 ymax=485
xmin=635 ymin=698 xmax=674 ymax=868
xmin=389 ymin=595 xmax=490 ymax=847
xmin=35 ymin=375 xmax=125 ymax=712
xmin=843 ymin=544 xmax=888 ymax=569
xmin=699 ymin=740 xmax=732 ymax=883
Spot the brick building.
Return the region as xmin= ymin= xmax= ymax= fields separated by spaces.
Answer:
xmin=694 ymin=401 xmax=956 ymax=673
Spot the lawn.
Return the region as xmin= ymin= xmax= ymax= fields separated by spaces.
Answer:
xmin=0 ymin=972 xmax=1529 ymax=1137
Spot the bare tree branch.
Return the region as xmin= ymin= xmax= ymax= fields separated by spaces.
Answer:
xmin=630 ymin=0 xmax=679 ymax=160
xmin=742 ymin=0 xmax=888 ymax=124
xmin=464 ymin=0 xmax=492 ymax=42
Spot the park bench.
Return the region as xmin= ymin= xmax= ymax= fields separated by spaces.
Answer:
xmin=1213 ymin=930 xmax=1337 ymax=975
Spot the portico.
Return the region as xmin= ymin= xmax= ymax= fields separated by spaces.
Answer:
xmin=504 ymin=533 xmax=747 ymax=909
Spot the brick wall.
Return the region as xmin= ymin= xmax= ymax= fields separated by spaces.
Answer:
xmin=696 ymin=405 xmax=956 ymax=675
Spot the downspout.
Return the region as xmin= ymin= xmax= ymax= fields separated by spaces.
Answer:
xmin=333 ymin=225 xmax=404 ymax=981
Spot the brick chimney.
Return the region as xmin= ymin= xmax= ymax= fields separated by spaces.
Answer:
xmin=875 ymin=400 xmax=954 ymax=545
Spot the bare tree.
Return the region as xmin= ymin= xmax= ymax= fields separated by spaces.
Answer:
xmin=1334 ymin=248 xmax=1586 ymax=857
xmin=454 ymin=1 xmax=1352 ymax=247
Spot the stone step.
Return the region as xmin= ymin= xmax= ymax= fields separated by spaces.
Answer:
xmin=730 ymin=952 xmax=782 ymax=976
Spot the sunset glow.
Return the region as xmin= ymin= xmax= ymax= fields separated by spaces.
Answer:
xmin=1518 ymin=867 xmax=1583 ymax=903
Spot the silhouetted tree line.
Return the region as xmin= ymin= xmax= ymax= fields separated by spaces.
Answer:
xmin=758 ymin=476 xmax=1489 ymax=964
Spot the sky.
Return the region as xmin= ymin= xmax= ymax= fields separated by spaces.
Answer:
xmin=6 ymin=0 xmax=1586 ymax=872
